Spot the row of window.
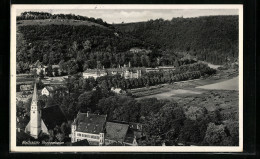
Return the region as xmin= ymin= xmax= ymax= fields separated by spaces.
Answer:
xmin=76 ymin=133 xmax=99 ymax=139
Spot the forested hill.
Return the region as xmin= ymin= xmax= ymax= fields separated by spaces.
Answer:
xmin=114 ymin=16 xmax=239 ymax=65
xmin=16 ymin=12 xmax=238 ymax=74
xmin=16 ymin=12 xmax=154 ymax=74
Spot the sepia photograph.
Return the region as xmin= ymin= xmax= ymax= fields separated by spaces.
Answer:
xmin=10 ymin=4 xmax=243 ymax=152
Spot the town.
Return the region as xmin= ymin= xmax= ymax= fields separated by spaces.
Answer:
xmin=16 ymin=11 xmax=239 ymax=147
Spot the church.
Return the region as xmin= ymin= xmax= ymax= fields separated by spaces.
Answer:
xmin=25 ymin=83 xmax=67 ymax=139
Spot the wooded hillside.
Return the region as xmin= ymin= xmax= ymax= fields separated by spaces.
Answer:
xmin=115 ymin=16 xmax=239 ymax=64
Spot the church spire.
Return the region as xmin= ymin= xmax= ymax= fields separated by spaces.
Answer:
xmin=32 ymin=82 xmax=38 ymax=103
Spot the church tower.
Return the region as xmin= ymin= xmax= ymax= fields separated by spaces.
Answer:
xmin=30 ymin=82 xmax=41 ymax=139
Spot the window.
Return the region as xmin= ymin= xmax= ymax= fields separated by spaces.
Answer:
xmin=77 ymin=133 xmax=81 ymax=137
xmin=33 ymin=111 xmax=35 ymax=113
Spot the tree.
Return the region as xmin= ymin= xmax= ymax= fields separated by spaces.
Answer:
xmin=203 ymin=122 xmax=232 ymax=146
xmin=39 ymin=70 xmax=44 ymax=79
xmin=46 ymin=65 xmax=53 ymax=77
xmin=77 ymin=91 xmax=95 ymax=112
xmin=67 ymin=60 xmax=79 ymax=75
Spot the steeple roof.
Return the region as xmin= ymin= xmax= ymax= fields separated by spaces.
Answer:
xmin=32 ymin=82 xmax=38 ymax=103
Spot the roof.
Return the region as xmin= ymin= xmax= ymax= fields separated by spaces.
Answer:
xmin=105 ymin=122 xmax=129 ymax=142
xmin=41 ymin=105 xmax=67 ymax=130
xmin=43 ymin=86 xmax=59 ymax=92
xmin=31 ymin=60 xmax=42 ymax=68
xmin=72 ymin=113 xmax=106 ymax=134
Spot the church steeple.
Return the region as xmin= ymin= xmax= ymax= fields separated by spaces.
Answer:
xmin=30 ymin=81 xmax=41 ymax=139
xmin=31 ymin=82 xmax=38 ymax=104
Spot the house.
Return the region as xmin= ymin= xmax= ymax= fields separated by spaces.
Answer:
xmin=30 ymin=60 xmax=47 ymax=75
xmin=41 ymin=86 xmax=54 ymax=97
xmin=83 ymin=69 xmax=108 ymax=80
xmin=71 ymin=112 xmax=107 ymax=145
xmin=70 ymin=112 xmax=142 ymax=146
xmin=25 ymin=83 xmax=67 ymax=139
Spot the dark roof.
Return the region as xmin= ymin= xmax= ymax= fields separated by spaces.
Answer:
xmin=41 ymin=105 xmax=67 ymax=130
xmin=72 ymin=113 xmax=106 ymax=134
xmin=105 ymin=122 xmax=129 ymax=142
xmin=72 ymin=139 xmax=90 ymax=146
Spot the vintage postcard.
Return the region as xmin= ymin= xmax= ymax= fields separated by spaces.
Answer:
xmin=10 ymin=4 xmax=243 ymax=152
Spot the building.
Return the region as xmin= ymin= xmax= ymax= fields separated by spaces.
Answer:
xmin=41 ymin=85 xmax=66 ymax=97
xmin=121 ymin=69 xmax=142 ymax=79
xmin=145 ymin=66 xmax=175 ymax=73
xmin=82 ymin=69 xmax=108 ymax=80
xmin=41 ymin=86 xmax=54 ymax=97
xmin=107 ymin=62 xmax=142 ymax=79
xmin=25 ymin=83 xmax=67 ymax=139
xmin=71 ymin=112 xmax=106 ymax=145
xmin=30 ymin=60 xmax=47 ymax=75
xmin=71 ymin=112 xmax=143 ymax=146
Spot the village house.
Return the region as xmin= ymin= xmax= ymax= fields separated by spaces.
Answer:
xmin=30 ymin=60 xmax=47 ymax=75
xmin=30 ymin=60 xmax=62 ymax=76
xmin=70 ymin=112 xmax=143 ymax=146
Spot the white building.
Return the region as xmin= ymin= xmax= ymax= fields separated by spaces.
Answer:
xmin=82 ymin=69 xmax=108 ymax=80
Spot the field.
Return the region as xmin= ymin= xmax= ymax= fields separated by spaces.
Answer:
xmin=132 ymin=67 xmax=239 ymax=124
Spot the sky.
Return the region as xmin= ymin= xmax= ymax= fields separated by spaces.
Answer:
xmin=16 ymin=9 xmax=238 ymax=24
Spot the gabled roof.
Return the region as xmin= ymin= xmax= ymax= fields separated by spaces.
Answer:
xmin=43 ymin=86 xmax=55 ymax=92
xmin=41 ymin=105 xmax=67 ymax=130
xmin=105 ymin=122 xmax=129 ymax=142
xmin=72 ymin=113 xmax=106 ymax=134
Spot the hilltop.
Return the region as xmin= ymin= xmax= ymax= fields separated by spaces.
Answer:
xmin=115 ymin=16 xmax=238 ymax=65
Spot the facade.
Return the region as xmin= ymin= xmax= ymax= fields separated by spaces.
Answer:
xmin=71 ymin=112 xmax=106 ymax=145
xmin=107 ymin=63 xmax=142 ymax=79
xmin=83 ymin=69 xmax=108 ymax=80
xmin=121 ymin=69 xmax=142 ymax=79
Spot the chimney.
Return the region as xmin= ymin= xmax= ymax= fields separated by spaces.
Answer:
xmin=87 ymin=111 xmax=90 ymax=117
